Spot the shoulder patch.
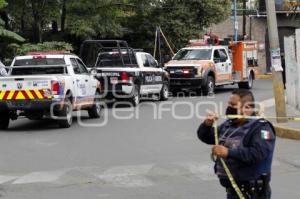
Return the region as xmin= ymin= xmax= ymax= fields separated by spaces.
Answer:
xmin=261 ymin=130 xmax=272 ymax=140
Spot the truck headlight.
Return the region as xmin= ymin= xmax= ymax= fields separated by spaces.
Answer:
xmin=197 ymin=67 xmax=203 ymax=77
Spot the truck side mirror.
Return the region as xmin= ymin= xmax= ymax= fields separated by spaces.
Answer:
xmin=214 ymin=58 xmax=220 ymax=63
xmin=90 ymin=68 xmax=97 ymax=76
xmin=221 ymin=57 xmax=227 ymax=62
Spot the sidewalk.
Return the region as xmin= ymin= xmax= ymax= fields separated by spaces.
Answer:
xmin=264 ymin=103 xmax=300 ymax=140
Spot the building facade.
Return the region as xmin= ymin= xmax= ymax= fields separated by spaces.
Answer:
xmin=209 ymin=0 xmax=300 ymax=74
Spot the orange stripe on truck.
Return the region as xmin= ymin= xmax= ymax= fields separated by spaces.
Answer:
xmin=0 ymin=89 xmax=52 ymax=100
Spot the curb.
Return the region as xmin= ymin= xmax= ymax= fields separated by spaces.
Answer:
xmin=257 ymin=74 xmax=272 ymax=79
xmin=274 ymin=124 xmax=300 ymax=140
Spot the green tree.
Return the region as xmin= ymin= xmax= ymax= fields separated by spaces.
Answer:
xmin=125 ymin=0 xmax=231 ymax=54
xmin=65 ymin=0 xmax=126 ymax=39
xmin=6 ymin=0 xmax=60 ymax=43
xmin=0 ymin=0 xmax=25 ymax=42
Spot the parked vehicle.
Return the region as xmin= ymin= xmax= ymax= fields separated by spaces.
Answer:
xmin=0 ymin=52 xmax=102 ymax=129
xmin=80 ymin=40 xmax=170 ymax=106
xmin=165 ymin=40 xmax=260 ymax=95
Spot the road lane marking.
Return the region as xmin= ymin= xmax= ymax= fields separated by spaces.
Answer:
xmin=0 ymin=175 xmax=18 ymax=184
xmin=12 ymin=170 xmax=66 ymax=185
xmin=2 ymin=160 xmax=283 ymax=187
xmin=98 ymin=164 xmax=154 ymax=188
xmin=259 ymin=98 xmax=275 ymax=109
xmin=179 ymin=162 xmax=217 ymax=181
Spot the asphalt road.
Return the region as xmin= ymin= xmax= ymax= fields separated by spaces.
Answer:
xmin=0 ymin=79 xmax=299 ymax=199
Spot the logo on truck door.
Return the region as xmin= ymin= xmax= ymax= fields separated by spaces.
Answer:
xmin=145 ymin=75 xmax=162 ymax=83
xmin=17 ymin=83 xmax=23 ymax=89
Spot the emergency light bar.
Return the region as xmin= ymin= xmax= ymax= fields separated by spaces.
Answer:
xmin=26 ymin=51 xmax=72 ymax=56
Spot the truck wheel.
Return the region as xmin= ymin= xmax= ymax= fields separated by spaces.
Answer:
xmin=0 ymin=114 xmax=10 ymax=130
xmin=238 ymin=73 xmax=254 ymax=89
xmin=130 ymin=85 xmax=140 ymax=107
xmin=58 ymin=98 xmax=73 ymax=128
xmin=159 ymin=83 xmax=169 ymax=101
xmin=88 ymin=91 xmax=103 ymax=119
xmin=202 ymin=76 xmax=215 ymax=96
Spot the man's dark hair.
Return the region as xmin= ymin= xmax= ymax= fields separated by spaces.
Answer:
xmin=232 ymin=89 xmax=255 ymax=108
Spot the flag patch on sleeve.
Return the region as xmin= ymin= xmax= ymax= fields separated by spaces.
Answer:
xmin=261 ymin=130 xmax=271 ymax=140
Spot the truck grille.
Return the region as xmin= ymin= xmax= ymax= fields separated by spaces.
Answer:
xmin=166 ymin=67 xmax=197 ymax=78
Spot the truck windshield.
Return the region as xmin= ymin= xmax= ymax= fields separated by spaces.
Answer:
xmin=11 ymin=58 xmax=66 ymax=75
xmin=173 ymin=49 xmax=212 ymax=61
xmin=96 ymin=53 xmax=137 ymax=68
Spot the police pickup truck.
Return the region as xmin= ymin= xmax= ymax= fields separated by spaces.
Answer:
xmin=0 ymin=52 xmax=102 ymax=129
xmin=80 ymin=40 xmax=169 ymax=106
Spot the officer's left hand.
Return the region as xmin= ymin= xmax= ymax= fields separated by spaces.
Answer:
xmin=212 ymin=145 xmax=229 ymax=158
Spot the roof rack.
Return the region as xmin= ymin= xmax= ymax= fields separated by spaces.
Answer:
xmin=80 ymin=40 xmax=137 ymax=67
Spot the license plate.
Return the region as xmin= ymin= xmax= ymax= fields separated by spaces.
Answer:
xmin=7 ymin=101 xmax=30 ymax=108
xmin=110 ymin=77 xmax=119 ymax=84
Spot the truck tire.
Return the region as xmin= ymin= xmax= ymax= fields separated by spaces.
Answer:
xmin=0 ymin=113 xmax=9 ymax=130
xmin=129 ymin=85 xmax=140 ymax=107
xmin=159 ymin=83 xmax=169 ymax=101
xmin=238 ymin=73 xmax=254 ymax=89
xmin=88 ymin=91 xmax=103 ymax=119
xmin=58 ymin=98 xmax=73 ymax=128
xmin=202 ymin=76 xmax=215 ymax=96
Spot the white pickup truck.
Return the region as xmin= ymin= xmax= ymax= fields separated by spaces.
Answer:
xmin=0 ymin=53 xmax=102 ymax=129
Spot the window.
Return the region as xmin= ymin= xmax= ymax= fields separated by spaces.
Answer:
xmin=76 ymin=59 xmax=88 ymax=74
xmin=213 ymin=50 xmax=221 ymax=60
xmin=95 ymin=52 xmax=137 ymax=67
xmin=11 ymin=58 xmax=66 ymax=75
xmin=173 ymin=49 xmax=212 ymax=61
xmin=71 ymin=58 xmax=81 ymax=74
xmin=219 ymin=49 xmax=228 ymax=61
xmin=14 ymin=58 xmax=65 ymax=66
xmin=141 ymin=54 xmax=150 ymax=67
xmin=146 ymin=55 xmax=158 ymax=68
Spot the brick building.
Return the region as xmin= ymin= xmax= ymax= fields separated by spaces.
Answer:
xmin=208 ymin=0 xmax=300 ymax=74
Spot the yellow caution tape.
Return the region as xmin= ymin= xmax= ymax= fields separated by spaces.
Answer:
xmin=226 ymin=115 xmax=300 ymax=121
xmin=213 ymin=122 xmax=246 ymax=199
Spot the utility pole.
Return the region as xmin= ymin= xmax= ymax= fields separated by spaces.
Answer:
xmin=242 ymin=0 xmax=247 ymax=38
xmin=265 ymin=0 xmax=287 ymax=123
xmin=233 ymin=0 xmax=238 ymax=41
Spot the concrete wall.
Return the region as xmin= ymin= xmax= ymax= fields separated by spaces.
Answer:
xmin=284 ymin=29 xmax=300 ymax=111
xmin=209 ymin=15 xmax=300 ymax=74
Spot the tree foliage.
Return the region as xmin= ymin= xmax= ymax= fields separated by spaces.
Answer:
xmin=66 ymin=0 xmax=127 ymax=38
xmin=0 ymin=0 xmax=25 ymax=42
xmin=14 ymin=41 xmax=73 ymax=55
xmin=2 ymin=0 xmax=232 ymax=60
xmin=125 ymin=0 xmax=231 ymax=52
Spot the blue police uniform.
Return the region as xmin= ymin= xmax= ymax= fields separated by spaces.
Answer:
xmin=197 ymin=118 xmax=276 ymax=199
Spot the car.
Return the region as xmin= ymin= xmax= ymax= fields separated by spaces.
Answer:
xmin=80 ymin=40 xmax=170 ymax=106
xmin=0 ymin=52 xmax=103 ymax=129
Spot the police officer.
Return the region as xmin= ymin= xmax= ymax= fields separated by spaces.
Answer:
xmin=197 ymin=89 xmax=276 ymax=199
xmin=0 ymin=60 xmax=8 ymax=76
